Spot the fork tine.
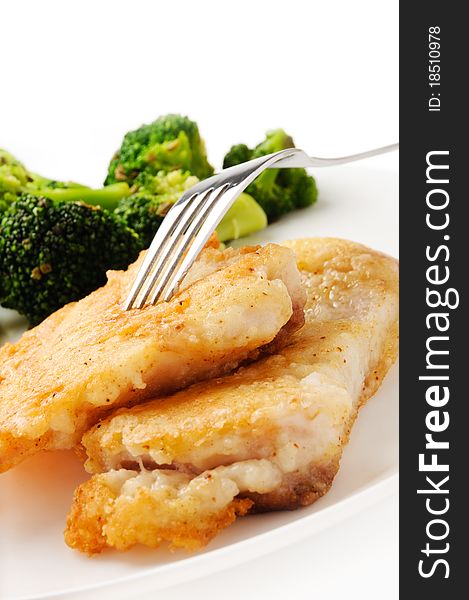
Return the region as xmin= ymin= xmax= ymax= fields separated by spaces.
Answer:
xmin=124 ymin=143 xmax=399 ymax=311
xmin=160 ymin=185 xmax=240 ymax=303
xmin=124 ymin=153 xmax=287 ymax=310
xmin=123 ymin=194 xmax=199 ymax=310
xmin=130 ymin=187 xmax=217 ymax=309
xmin=148 ymin=184 xmax=231 ymax=305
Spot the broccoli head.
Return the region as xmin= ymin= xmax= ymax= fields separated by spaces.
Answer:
xmin=105 ymin=114 xmax=214 ymax=185
xmin=222 ymin=144 xmax=253 ymax=169
xmin=223 ymin=129 xmax=318 ymax=222
xmin=0 ymin=195 xmax=141 ymax=325
xmin=1 ymin=148 xmax=130 ymax=213
xmin=115 ymin=170 xmax=199 ymax=248
xmin=0 ymin=149 xmax=34 ymax=213
xmin=115 ymin=169 xmax=268 ymax=247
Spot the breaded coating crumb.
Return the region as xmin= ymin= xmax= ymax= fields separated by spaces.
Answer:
xmin=65 ymin=473 xmax=252 ymax=553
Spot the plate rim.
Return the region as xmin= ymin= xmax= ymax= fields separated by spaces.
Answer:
xmin=2 ymin=163 xmax=399 ymax=600
xmin=15 ymin=469 xmax=398 ymax=600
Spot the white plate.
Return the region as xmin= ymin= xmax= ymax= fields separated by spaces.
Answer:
xmin=0 ymin=163 xmax=398 ymax=600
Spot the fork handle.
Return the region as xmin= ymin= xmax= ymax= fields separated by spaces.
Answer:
xmin=271 ymin=143 xmax=399 ymax=169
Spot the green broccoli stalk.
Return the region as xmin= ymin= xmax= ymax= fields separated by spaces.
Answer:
xmin=34 ymin=181 xmax=130 ymax=211
xmin=105 ymin=114 xmax=214 ymax=185
xmin=216 ymin=193 xmax=267 ymax=242
xmin=223 ymin=129 xmax=318 ymax=222
xmin=115 ymin=170 xmax=267 ymax=247
xmin=1 ymin=148 xmax=131 ymax=214
xmin=0 ymin=195 xmax=140 ymax=325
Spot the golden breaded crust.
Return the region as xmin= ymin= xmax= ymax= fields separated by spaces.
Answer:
xmin=83 ymin=238 xmax=398 ymax=475
xmin=66 ymin=238 xmax=399 ymax=554
xmin=65 ymin=474 xmax=252 ymax=554
xmin=244 ymin=319 xmax=398 ymax=511
xmin=0 ymin=242 xmax=304 ymax=472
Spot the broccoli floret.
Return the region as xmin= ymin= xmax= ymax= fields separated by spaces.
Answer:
xmin=115 ymin=169 xmax=268 ymax=247
xmin=105 ymin=114 xmax=214 ymax=185
xmin=115 ymin=170 xmax=199 ymax=248
xmin=1 ymin=148 xmax=130 ymax=213
xmin=222 ymin=129 xmax=318 ymax=222
xmin=0 ymin=195 xmax=141 ymax=325
xmin=0 ymin=149 xmax=34 ymax=213
xmin=252 ymin=129 xmax=295 ymax=157
xmin=223 ymin=144 xmax=253 ymax=169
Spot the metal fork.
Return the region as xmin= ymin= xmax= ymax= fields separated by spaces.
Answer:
xmin=124 ymin=143 xmax=399 ymax=310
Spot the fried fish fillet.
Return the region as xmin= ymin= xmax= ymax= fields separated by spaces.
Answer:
xmin=0 ymin=242 xmax=305 ymax=473
xmin=65 ymin=238 xmax=399 ymax=554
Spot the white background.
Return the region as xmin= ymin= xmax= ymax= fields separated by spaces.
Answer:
xmin=1 ymin=0 xmax=398 ymax=598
